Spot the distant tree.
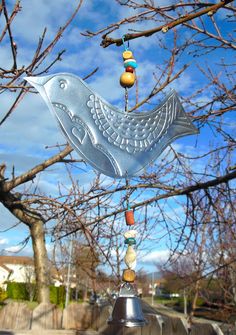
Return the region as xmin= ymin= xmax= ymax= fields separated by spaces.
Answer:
xmin=136 ymin=269 xmax=150 ymax=297
xmin=73 ymin=242 xmax=100 ymax=296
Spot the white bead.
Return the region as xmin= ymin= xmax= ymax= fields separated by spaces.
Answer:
xmin=124 ymin=230 xmax=138 ymax=239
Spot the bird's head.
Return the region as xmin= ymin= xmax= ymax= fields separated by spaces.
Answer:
xmin=24 ymin=73 xmax=89 ymax=108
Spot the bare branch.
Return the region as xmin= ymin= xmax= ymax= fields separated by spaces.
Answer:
xmin=100 ymin=0 xmax=234 ymax=47
xmin=3 ymin=145 xmax=73 ymax=192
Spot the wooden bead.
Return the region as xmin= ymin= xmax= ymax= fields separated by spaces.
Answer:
xmin=123 ymin=269 xmax=136 ymax=282
xmin=120 ymin=72 xmax=135 ymax=88
xmin=125 ymin=66 xmax=134 ymax=73
xmin=125 ymin=209 xmax=135 ymax=225
xmin=123 ymin=50 xmax=133 ymax=60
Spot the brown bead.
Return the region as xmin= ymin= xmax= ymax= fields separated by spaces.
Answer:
xmin=123 ymin=269 xmax=136 ymax=282
xmin=126 ymin=66 xmax=134 ymax=73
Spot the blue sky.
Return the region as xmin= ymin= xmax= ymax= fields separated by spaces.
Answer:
xmin=0 ymin=0 xmax=235 ymax=273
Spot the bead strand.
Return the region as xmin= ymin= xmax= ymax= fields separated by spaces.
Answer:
xmin=122 ymin=213 xmax=137 ymax=283
xmin=120 ymin=50 xmax=138 ymax=89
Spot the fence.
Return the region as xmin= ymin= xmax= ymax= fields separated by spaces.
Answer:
xmin=0 ymin=302 xmax=232 ymax=335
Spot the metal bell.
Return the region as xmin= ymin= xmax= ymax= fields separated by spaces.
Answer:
xmin=108 ymin=283 xmax=147 ymax=328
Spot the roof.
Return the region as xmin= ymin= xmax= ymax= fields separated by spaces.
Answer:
xmin=0 ymin=255 xmax=34 ymax=266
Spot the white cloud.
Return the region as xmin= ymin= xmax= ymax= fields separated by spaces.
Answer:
xmin=12 ymin=0 xmax=79 ymax=45
xmin=4 ymin=245 xmax=22 ymax=253
xmin=169 ymin=72 xmax=194 ymax=95
xmin=1 ymin=92 xmax=63 ymax=147
xmin=0 ymin=238 xmax=9 ymax=245
xmin=0 ymin=91 xmax=67 ymax=181
xmin=140 ymin=249 xmax=170 ymax=264
xmin=4 ymin=244 xmax=33 ymax=256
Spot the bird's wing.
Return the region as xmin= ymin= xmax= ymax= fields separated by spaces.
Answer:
xmin=87 ymin=91 xmax=197 ymax=154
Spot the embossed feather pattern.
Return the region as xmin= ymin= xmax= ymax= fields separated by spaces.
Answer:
xmin=87 ymin=94 xmax=177 ymax=154
xmin=25 ymin=73 xmax=199 ymax=178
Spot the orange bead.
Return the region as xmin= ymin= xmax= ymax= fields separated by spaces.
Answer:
xmin=120 ymin=72 xmax=135 ymax=88
xmin=125 ymin=209 xmax=135 ymax=225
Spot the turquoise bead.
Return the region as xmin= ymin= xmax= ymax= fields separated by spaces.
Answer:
xmin=125 ymin=237 xmax=136 ymax=245
xmin=124 ymin=59 xmax=138 ymax=69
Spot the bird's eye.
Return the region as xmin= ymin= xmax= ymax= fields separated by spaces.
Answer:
xmin=59 ymin=79 xmax=67 ymax=89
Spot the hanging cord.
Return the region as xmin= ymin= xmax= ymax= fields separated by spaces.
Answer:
xmin=96 ymin=196 xmax=100 ymax=241
xmin=122 ymin=35 xmax=129 ymax=51
xmin=125 ymin=87 xmax=128 ymax=112
xmin=125 ymin=176 xmax=130 ymax=210
xmin=144 ymin=204 xmax=148 ymax=231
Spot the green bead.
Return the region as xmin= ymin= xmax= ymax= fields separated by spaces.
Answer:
xmin=125 ymin=237 xmax=136 ymax=245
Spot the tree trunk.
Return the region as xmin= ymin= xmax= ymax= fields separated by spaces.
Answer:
xmin=183 ymin=289 xmax=188 ymax=315
xmin=30 ymin=220 xmax=50 ymax=303
xmin=0 ymin=182 xmax=50 ymax=303
xmin=82 ymin=280 xmax=88 ymax=301
xmin=190 ymin=279 xmax=200 ymax=320
xmin=0 ymin=185 xmax=51 ymax=304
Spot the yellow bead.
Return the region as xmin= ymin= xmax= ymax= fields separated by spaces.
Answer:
xmin=123 ymin=269 xmax=136 ymax=282
xmin=120 ymin=72 xmax=135 ymax=88
xmin=123 ymin=50 xmax=133 ymax=60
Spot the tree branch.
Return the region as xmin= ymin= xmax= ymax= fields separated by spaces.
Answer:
xmin=59 ymin=169 xmax=236 ymax=239
xmin=3 ymin=145 xmax=73 ymax=192
xmin=101 ymin=0 xmax=234 ymax=47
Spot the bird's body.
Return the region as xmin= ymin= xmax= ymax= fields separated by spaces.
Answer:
xmin=26 ymin=73 xmax=198 ymax=178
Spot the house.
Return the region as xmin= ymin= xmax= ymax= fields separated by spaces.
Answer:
xmin=0 ymin=255 xmax=35 ymax=286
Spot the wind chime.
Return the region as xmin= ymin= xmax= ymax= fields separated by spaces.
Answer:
xmin=120 ymin=39 xmax=138 ymax=289
xmin=25 ymin=34 xmax=198 ymax=329
xmin=107 ymin=40 xmax=147 ymax=328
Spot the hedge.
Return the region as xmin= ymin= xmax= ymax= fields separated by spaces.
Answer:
xmin=50 ymin=285 xmax=66 ymax=307
xmin=7 ymin=282 xmax=30 ymax=300
xmin=6 ymin=282 xmax=68 ymax=306
xmin=0 ymin=287 xmax=7 ymax=302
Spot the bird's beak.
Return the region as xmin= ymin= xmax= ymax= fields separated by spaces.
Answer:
xmin=24 ymin=76 xmax=49 ymax=91
xmin=24 ymin=76 xmax=52 ymax=106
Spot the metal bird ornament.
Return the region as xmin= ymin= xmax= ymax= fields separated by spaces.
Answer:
xmin=25 ymin=73 xmax=198 ymax=178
